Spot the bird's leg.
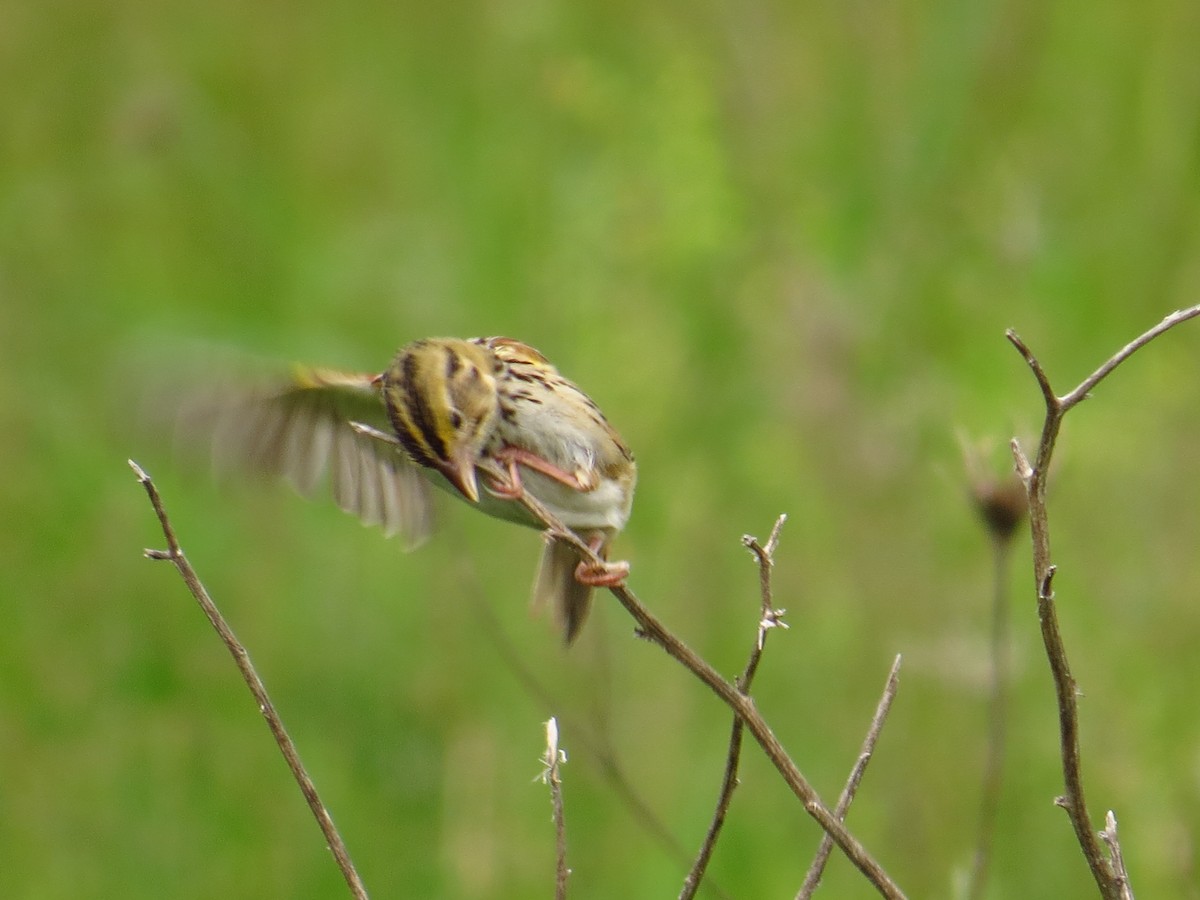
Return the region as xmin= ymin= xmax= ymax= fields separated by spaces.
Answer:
xmin=481 ymin=454 xmax=525 ymax=499
xmin=482 ymin=451 xmax=630 ymax=586
xmin=574 ymin=533 xmax=630 ymax=588
xmin=484 ymin=446 xmax=597 ymax=499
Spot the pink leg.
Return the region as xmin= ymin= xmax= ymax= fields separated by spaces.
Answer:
xmin=574 ymin=533 xmax=630 ymax=588
xmin=482 ymin=454 xmax=526 ymax=500
xmin=487 ymin=446 xmax=598 ymax=498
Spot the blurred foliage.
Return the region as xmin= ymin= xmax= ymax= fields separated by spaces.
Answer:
xmin=3 ymin=0 xmax=1200 ymax=897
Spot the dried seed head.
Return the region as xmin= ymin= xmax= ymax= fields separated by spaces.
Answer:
xmin=972 ymin=477 xmax=1028 ymax=541
xmin=959 ymin=432 xmax=1028 ymax=543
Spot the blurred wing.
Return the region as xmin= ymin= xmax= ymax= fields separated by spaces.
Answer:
xmin=175 ymin=366 xmax=434 ymax=549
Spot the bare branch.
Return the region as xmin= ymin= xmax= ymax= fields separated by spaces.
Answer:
xmin=492 ymin=475 xmax=905 ymax=899
xmin=680 ymin=516 xmax=789 ymax=900
xmin=678 ymin=708 xmax=748 ymax=900
xmin=743 ymin=516 xmax=791 ymax=656
xmin=797 ymin=654 xmax=902 ymax=899
xmin=129 ymin=460 xmax=369 ymax=900
xmin=1061 ymin=306 xmax=1200 ymax=410
xmin=1004 ymin=305 xmax=1200 ymax=897
xmin=1005 ymin=329 xmax=1058 ymax=410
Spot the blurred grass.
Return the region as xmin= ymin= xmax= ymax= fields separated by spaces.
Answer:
xmin=3 ymin=0 xmax=1200 ymax=896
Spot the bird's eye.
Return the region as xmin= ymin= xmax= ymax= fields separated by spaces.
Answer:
xmin=449 ymin=410 xmax=463 ymax=430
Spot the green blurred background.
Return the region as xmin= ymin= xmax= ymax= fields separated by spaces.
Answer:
xmin=3 ymin=0 xmax=1199 ymax=896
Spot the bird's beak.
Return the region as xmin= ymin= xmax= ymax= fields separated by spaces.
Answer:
xmin=437 ymin=452 xmax=480 ymax=504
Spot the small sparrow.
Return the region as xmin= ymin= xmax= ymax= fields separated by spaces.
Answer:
xmin=177 ymin=337 xmax=636 ymax=642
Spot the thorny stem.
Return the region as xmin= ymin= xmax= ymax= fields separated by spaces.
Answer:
xmin=1006 ymin=305 xmax=1200 ymax=899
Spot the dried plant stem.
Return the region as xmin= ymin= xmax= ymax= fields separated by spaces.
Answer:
xmin=1007 ymin=305 xmax=1200 ymax=898
xmin=541 ymin=718 xmax=570 ymax=900
xmin=967 ymin=535 xmax=1014 ymax=899
xmin=129 ymin=460 xmax=369 ymax=900
xmin=679 ymin=515 xmax=789 ymax=900
xmin=797 ymin=654 xmax=902 ymax=899
xmin=498 ymin=479 xmax=905 ymax=899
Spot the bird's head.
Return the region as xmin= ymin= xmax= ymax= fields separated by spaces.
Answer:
xmin=381 ymin=338 xmax=500 ymax=503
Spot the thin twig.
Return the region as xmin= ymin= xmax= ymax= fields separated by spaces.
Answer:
xmin=1006 ymin=305 xmax=1200 ymax=898
xmin=539 ymin=718 xmax=570 ymax=900
xmin=678 ymin=701 xmax=748 ymax=900
xmin=679 ymin=515 xmax=789 ymax=900
xmin=1061 ymin=307 xmax=1200 ymax=409
xmin=488 ymin=471 xmax=904 ymax=899
xmin=797 ymin=654 xmax=902 ymax=899
xmin=129 ymin=460 xmax=369 ymax=900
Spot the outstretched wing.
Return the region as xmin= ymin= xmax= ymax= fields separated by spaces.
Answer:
xmin=174 ymin=366 xmax=434 ymax=549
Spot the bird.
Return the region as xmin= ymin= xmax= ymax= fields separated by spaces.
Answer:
xmin=174 ymin=337 xmax=636 ymax=643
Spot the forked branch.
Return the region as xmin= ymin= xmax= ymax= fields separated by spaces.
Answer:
xmin=1006 ymin=303 xmax=1200 ymax=899
xmin=495 ymin=476 xmax=906 ymax=899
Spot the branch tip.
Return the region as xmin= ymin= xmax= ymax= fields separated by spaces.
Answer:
xmin=765 ymin=514 xmax=787 ymax=555
xmin=1007 ymin=328 xmax=1057 ymax=407
xmin=539 ymin=717 xmax=570 ymax=900
xmin=1009 ymin=439 xmax=1033 ymax=482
